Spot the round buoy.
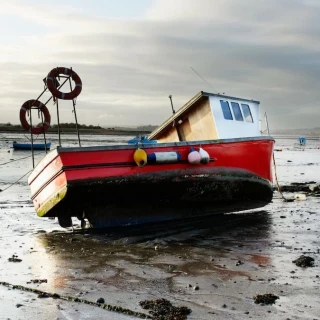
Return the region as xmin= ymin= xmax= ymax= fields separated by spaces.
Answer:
xmin=134 ymin=148 xmax=147 ymax=167
xmin=188 ymin=148 xmax=201 ymax=164
xmin=199 ymin=147 xmax=210 ymax=164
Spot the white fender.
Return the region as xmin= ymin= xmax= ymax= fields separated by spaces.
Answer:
xmin=199 ymin=147 xmax=210 ymax=164
xmin=188 ymin=148 xmax=201 ymax=164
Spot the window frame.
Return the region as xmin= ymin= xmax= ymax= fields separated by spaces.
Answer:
xmin=241 ymin=104 xmax=254 ymax=123
xmin=230 ymin=102 xmax=244 ymax=122
xmin=220 ymin=100 xmax=233 ymax=120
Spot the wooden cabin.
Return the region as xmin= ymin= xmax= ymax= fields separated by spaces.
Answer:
xmin=149 ymin=91 xmax=261 ymax=142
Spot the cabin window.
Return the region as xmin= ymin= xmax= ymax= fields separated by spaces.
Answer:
xmin=231 ymin=102 xmax=244 ymax=121
xmin=220 ymin=100 xmax=233 ymax=120
xmin=241 ymin=104 xmax=254 ymax=122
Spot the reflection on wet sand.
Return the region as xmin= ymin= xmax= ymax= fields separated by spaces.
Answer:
xmin=35 ymin=211 xmax=273 ymax=292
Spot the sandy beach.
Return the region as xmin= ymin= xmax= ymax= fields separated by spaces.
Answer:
xmin=0 ymin=133 xmax=319 ymax=320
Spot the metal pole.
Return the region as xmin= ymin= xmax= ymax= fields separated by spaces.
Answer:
xmin=169 ymin=95 xmax=175 ymax=114
xmin=44 ymin=75 xmax=72 ymax=148
xmin=40 ymin=111 xmax=48 ymax=153
xmin=68 ymin=77 xmax=81 ymax=147
xmin=168 ymin=95 xmax=183 ymax=141
xmin=56 ymin=99 xmax=61 ymax=147
xmin=264 ymin=112 xmax=270 ymax=136
xmin=32 ymin=87 xmax=48 ymax=105
xmin=44 ymin=77 xmax=71 ymax=106
xmin=29 ymin=103 xmax=35 ymax=168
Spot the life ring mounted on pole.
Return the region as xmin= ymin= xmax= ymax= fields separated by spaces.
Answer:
xmin=46 ymin=67 xmax=82 ymax=100
xmin=20 ymin=100 xmax=51 ymax=134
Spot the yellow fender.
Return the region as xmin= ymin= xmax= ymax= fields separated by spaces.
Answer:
xmin=134 ymin=148 xmax=147 ymax=167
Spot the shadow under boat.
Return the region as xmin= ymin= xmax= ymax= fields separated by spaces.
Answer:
xmin=53 ymin=167 xmax=273 ymax=229
xmin=41 ymin=210 xmax=273 ymax=246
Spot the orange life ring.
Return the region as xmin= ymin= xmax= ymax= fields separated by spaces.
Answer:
xmin=46 ymin=67 xmax=82 ymax=100
xmin=20 ymin=100 xmax=51 ymax=134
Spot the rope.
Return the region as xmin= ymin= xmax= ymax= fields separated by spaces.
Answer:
xmin=24 ymin=134 xmax=40 ymax=142
xmin=0 ymin=281 xmax=151 ymax=319
xmin=272 ymin=152 xmax=288 ymax=201
xmin=0 ymin=152 xmax=43 ymax=166
xmin=0 ymin=169 xmax=32 ymax=193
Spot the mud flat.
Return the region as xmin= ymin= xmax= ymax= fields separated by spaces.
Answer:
xmin=0 ymin=187 xmax=319 ymax=319
xmin=0 ymin=136 xmax=319 ymax=319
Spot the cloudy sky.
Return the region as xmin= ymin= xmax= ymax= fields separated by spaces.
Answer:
xmin=1 ymin=0 xmax=319 ymax=130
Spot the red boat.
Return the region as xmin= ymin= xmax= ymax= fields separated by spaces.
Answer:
xmin=24 ymin=68 xmax=274 ymax=229
xmin=28 ymin=137 xmax=273 ymax=228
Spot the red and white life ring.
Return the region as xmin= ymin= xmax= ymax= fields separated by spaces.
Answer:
xmin=20 ymin=100 xmax=51 ymax=134
xmin=46 ymin=67 xmax=82 ymax=100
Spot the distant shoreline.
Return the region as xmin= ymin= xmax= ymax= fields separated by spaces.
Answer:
xmin=0 ymin=126 xmax=151 ymax=136
xmin=1 ymin=126 xmax=319 ymax=139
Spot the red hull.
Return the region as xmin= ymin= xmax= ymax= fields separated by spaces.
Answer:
xmin=28 ymin=137 xmax=274 ymax=228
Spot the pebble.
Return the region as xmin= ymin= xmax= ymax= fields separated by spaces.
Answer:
xmin=236 ymin=260 xmax=244 ymax=266
xmin=96 ymin=297 xmax=105 ymax=304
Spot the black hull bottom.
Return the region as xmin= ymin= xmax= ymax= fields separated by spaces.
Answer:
xmin=49 ymin=168 xmax=273 ymax=229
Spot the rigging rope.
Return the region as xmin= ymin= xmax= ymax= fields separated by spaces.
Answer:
xmin=0 ymin=169 xmax=32 ymax=193
xmin=272 ymin=152 xmax=289 ymax=201
xmin=0 ymin=152 xmax=43 ymax=166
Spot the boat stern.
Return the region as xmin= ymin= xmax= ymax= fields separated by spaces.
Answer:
xmin=28 ymin=149 xmax=68 ymax=218
xmin=35 ymin=184 xmax=67 ymax=217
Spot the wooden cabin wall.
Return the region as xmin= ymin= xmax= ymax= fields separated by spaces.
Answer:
xmin=156 ymin=126 xmax=180 ymax=143
xmin=180 ymin=98 xmax=218 ymax=141
xmin=156 ymin=98 xmax=219 ymax=142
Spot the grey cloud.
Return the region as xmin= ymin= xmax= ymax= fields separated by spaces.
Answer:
xmin=2 ymin=0 xmax=320 ymax=130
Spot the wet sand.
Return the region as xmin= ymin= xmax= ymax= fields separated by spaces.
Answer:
xmin=0 ymin=134 xmax=320 ymax=319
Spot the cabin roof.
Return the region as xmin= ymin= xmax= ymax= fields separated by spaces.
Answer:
xmin=149 ymin=91 xmax=260 ymax=140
